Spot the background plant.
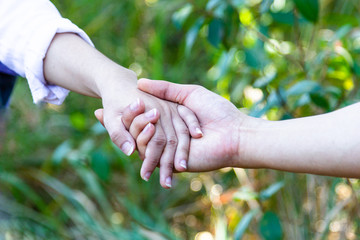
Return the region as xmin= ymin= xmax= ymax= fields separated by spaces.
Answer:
xmin=1 ymin=0 xmax=360 ymax=239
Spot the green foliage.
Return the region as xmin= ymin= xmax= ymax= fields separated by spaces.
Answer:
xmin=293 ymin=0 xmax=319 ymax=23
xmin=2 ymin=0 xmax=360 ymax=239
xmin=259 ymin=211 xmax=283 ymax=240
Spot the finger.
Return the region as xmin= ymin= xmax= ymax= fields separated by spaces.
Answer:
xmin=136 ymin=122 xmax=156 ymax=161
xmin=141 ymin=118 xmax=177 ymax=189
xmin=172 ymin=114 xmax=190 ymax=172
xmin=137 ymin=78 xmax=198 ymax=105
xmin=94 ymin=109 xmax=104 ymax=127
xmin=103 ymin=111 xmax=135 ymax=156
xmin=157 ymin=116 xmax=178 ymax=189
xmin=121 ymin=98 xmax=145 ymax=129
xmin=129 ymin=108 xmax=160 ymax=139
xmin=177 ymin=105 xmax=203 ymax=138
xmin=139 ymin=124 xmax=167 ymax=182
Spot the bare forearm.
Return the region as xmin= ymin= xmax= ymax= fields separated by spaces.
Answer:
xmin=241 ymin=103 xmax=360 ymax=178
xmin=44 ymin=33 xmax=137 ymax=99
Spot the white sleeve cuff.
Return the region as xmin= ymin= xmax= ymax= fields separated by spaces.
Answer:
xmin=25 ymin=18 xmax=94 ymax=105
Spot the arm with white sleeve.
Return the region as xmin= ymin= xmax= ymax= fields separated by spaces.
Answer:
xmin=0 ymin=0 xmax=93 ymax=104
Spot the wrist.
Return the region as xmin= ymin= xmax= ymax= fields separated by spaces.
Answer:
xmin=94 ymin=64 xmax=138 ymax=99
xmin=235 ymin=115 xmax=268 ymax=169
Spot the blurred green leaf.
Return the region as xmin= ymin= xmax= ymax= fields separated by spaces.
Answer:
xmin=330 ymin=24 xmax=352 ymax=43
xmin=52 ymin=140 xmax=73 ymax=165
xmin=233 ymin=187 xmax=258 ymax=201
xmin=76 ymin=167 xmax=113 ymax=217
xmin=253 ymin=72 xmax=276 ymax=88
xmin=310 ymin=93 xmax=330 ymax=110
xmin=287 ymin=80 xmax=321 ymax=96
xmin=294 ymin=93 xmax=311 ymax=108
xmin=212 ymin=48 xmax=237 ymax=81
xmin=172 ymin=3 xmax=193 ymax=30
xmin=0 ymin=173 xmax=46 ymax=211
xmin=260 ymin=0 xmax=274 ymax=13
xmin=207 ymin=18 xmax=224 ymax=47
xmin=91 ymin=122 xmax=107 ymax=135
xmin=206 ymin=0 xmax=222 ymax=11
xmin=91 ymin=151 xmax=110 ymax=182
xmin=245 ymin=47 xmax=268 ymax=69
xmin=234 ymin=209 xmax=258 ymax=240
xmin=70 ymin=112 xmax=86 ymax=131
xmin=185 ymin=17 xmax=205 ymax=56
xmin=259 ymin=181 xmax=284 ymax=201
xmin=293 ymin=0 xmax=319 ymax=23
xmin=270 ymin=12 xmax=298 ymax=25
xmin=259 ymin=211 xmax=283 ymax=240
xmin=325 ymin=86 xmax=342 ymax=99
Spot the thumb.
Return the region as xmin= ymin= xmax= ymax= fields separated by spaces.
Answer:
xmin=137 ymin=78 xmax=197 ymax=105
xmin=94 ymin=109 xmax=105 ymax=127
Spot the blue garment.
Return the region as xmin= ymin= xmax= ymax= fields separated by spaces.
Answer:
xmin=0 ymin=62 xmax=17 ymax=76
xmin=0 ymin=62 xmax=17 ymax=109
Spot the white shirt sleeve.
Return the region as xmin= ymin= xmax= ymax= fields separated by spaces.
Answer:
xmin=0 ymin=0 xmax=94 ymax=105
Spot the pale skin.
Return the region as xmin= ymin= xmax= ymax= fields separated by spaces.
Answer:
xmin=98 ymin=79 xmax=360 ymax=179
xmin=43 ymin=33 xmax=203 ymax=188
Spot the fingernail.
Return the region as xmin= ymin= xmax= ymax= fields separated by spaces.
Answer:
xmin=180 ymin=160 xmax=187 ymax=170
xmin=165 ymin=176 xmax=172 ymax=188
xmin=143 ymin=123 xmax=152 ymax=133
xmin=145 ymin=108 xmax=157 ymax=119
xmin=130 ymin=98 xmax=140 ymax=111
xmin=121 ymin=141 xmax=134 ymax=156
xmin=143 ymin=172 xmax=151 ymax=181
xmin=195 ymin=128 xmax=203 ymax=136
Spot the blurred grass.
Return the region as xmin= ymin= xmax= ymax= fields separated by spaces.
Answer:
xmin=1 ymin=0 xmax=360 ymax=239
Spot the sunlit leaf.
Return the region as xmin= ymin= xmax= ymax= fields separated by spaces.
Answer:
xmin=91 ymin=122 xmax=107 ymax=135
xmin=70 ymin=112 xmax=86 ymax=131
xmin=234 ymin=209 xmax=258 ymax=240
xmin=287 ymin=80 xmax=321 ymax=97
xmin=330 ymin=24 xmax=352 ymax=43
xmin=253 ymin=72 xmax=277 ymax=88
xmin=260 ymin=0 xmax=274 ymax=13
xmin=259 ymin=181 xmax=284 ymax=201
xmin=52 ymin=140 xmax=73 ymax=165
xmin=206 ymin=0 xmax=222 ymax=11
xmin=172 ymin=3 xmax=193 ymax=30
xmin=185 ymin=17 xmax=205 ymax=56
xmin=233 ymin=187 xmax=258 ymax=201
xmin=294 ymin=93 xmax=311 ymax=108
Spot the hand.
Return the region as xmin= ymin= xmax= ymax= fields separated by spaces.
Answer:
xmin=97 ymin=78 xmax=203 ymax=188
xmin=136 ymin=79 xmax=261 ymax=172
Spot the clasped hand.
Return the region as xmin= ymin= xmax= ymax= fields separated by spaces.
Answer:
xmin=96 ymin=78 xmax=251 ymax=188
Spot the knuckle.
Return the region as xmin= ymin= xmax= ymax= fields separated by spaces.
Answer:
xmin=161 ymin=161 xmax=174 ymax=171
xmin=179 ymin=127 xmax=190 ymax=135
xmin=109 ymin=132 xmax=122 ymax=144
xmin=167 ymin=136 xmax=178 ymax=146
xmin=153 ymin=136 xmax=167 ymax=146
xmin=147 ymin=158 xmax=160 ymax=167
